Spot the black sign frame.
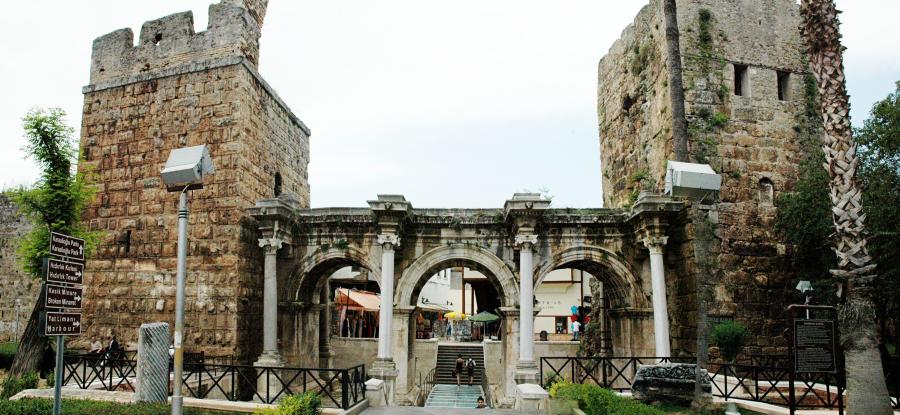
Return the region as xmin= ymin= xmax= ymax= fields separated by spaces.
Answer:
xmin=45 ymin=312 xmax=82 ymax=336
xmin=46 ymin=258 xmax=84 ymax=286
xmin=49 ymin=232 xmax=85 ymax=261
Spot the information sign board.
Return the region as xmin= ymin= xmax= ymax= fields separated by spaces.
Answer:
xmin=49 ymin=232 xmax=85 ymax=261
xmin=46 ymin=258 xmax=84 ymax=285
xmin=45 ymin=312 xmax=82 ymax=336
xmin=794 ymin=319 xmax=837 ymax=373
xmin=45 ymin=284 xmax=83 ymax=309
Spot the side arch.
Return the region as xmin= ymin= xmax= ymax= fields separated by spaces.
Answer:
xmin=534 ymin=245 xmax=648 ymax=309
xmin=286 ymin=245 xmax=381 ymax=303
xmin=396 ymin=244 xmax=519 ymax=308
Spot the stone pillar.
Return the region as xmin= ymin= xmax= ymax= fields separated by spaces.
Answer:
xmin=498 ymin=307 xmax=521 ymax=404
xmin=136 ymin=322 xmax=169 ymax=403
xmin=392 ymin=306 xmax=416 ymax=404
xmin=371 ymin=234 xmax=399 ymax=404
xmin=319 ymin=291 xmax=333 ymax=368
xmin=644 ymin=236 xmax=671 ymax=358
xmin=255 ymin=238 xmax=285 ymax=403
xmin=514 ymin=235 xmax=539 ymax=385
xmin=256 ymin=237 xmax=285 ymax=366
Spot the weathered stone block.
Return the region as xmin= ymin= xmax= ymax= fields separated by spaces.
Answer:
xmin=631 ymin=363 xmax=710 ymax=405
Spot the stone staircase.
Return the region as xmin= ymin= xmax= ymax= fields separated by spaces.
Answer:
xmin=433 ymin=343 xmax=484 ymax=385
xmin=424 ymin=384 xmax=486 ymax=408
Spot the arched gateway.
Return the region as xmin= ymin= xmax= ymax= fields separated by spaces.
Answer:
xmin=248 ymin=192 xmax=686 ymax=404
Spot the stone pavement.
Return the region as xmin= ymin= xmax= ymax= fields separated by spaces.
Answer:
xmin=361 ymin=407 xmax=539 ymax=415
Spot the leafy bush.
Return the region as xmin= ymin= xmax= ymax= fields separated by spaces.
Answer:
xmin=711 ymin=321 xmax=748 ymax=362
xmin=552 ymin=383 xmax=663 ymax=415
xmin=1 ymin=371 xmax=38 ymax=399
xmin=0 ymin=398 xmax=243 ymax=415
xmin=254 ymin=392 xmax=321 ymax=415
xmin=0 ymin=342 xmax=17 ymax=369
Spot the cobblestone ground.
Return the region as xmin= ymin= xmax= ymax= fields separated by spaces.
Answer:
xmin=361 ymin=407 xmax=540 ymax=415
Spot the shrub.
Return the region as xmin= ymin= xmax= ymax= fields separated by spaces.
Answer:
xmin=1 ymin=371 xmax=39 ymax=399
xmin=711 ymin=321 xmax=749 ymax=362
xmin=254 ymin=392 xmax=322 ymax=415
xmin=0 ymin=342 xmax=17 ymax=369
xmin=0 ymin=398 xmax=244 ymax=415
xmin=552 ymin=383 xmax=663 ymax=415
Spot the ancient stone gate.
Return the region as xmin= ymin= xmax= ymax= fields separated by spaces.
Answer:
xmin=248 ymin=192 xmax=687 ymax=402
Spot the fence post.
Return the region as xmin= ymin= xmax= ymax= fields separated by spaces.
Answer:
xmin=788 ymin=366 xmax=796 ymax=415
xmin=341 ymin=369 xmax=349 ymax=409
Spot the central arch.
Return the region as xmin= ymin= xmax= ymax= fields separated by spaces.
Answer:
xmin=534 ymin=245 xmax=647 ymax=309
xmin=396 ymin=244 xmax=519 ymax=308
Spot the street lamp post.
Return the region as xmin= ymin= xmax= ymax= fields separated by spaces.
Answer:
xmin=161 ymin=145 xmax=214 ymax=415
xmin=795 ymin=280 xmax=814 ymax=319
xmin=14 ymin=299 xmax=21 ymax=343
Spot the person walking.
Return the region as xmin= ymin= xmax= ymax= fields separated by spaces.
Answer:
xmin=466 ymin=355 xmax=477 ymax=386
xmin=572 ymin=320 xmax=582 ymax=341
xmin=455 ymin=354 xmax=464 ymax=387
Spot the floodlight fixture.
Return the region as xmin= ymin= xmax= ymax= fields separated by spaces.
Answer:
xmin=795 ymin=280 xmax=814 ymax=294
xmin=161 ymin=145 xmax=215 ymax=192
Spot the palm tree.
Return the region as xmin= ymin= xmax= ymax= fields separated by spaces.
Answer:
xmin=798 ymin=1 xmax=892 ymax=412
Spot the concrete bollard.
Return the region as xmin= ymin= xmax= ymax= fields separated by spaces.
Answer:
xmin=136 ymin=322 xmax=170 ymax=402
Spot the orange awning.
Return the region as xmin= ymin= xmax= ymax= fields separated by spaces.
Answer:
xmin=335 ymin=288 xmax=381 ymax=312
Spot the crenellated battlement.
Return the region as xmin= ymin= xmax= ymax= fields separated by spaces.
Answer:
xmin=89 ymin=0 xmax=268 ymax=85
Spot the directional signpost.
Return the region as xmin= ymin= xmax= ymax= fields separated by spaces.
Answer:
xmin=45 ymin=232 xmax=85 ymax=415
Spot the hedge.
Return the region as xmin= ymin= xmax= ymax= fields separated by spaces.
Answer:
xmin=0 ymin=399 xmax=244 ymax=415
xmin=551 ymin=383 xmax=664 ymax=415
xmin=0 ymin=342 xmax=17 ymax=369
xmin=253 ymin=392 xmax=321 ymax=415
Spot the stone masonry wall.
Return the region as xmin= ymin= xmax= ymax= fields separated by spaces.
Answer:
xmin=0 ymin=195 xmax=38 ymax=342
xmin=77 ymin=0 xmax=309 ymax=361
xmin=599 ymin=0 xmax=812 ymax=355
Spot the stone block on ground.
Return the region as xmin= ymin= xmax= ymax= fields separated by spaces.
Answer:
xmin=136 ymin=322 xmax=170 ymax=403
xmin=630 ymin=363 xmax=710 ymax=405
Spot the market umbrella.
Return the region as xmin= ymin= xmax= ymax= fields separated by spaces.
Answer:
xmin=468 ymin=311 xmax=500 ymax=323
xmin=444 ymin=311 xmax=467 ymax=320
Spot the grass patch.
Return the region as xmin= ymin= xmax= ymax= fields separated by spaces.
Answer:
xmin=0 ymin=398 xmax=244 ymax=415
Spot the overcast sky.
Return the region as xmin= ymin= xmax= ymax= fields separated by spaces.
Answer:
xmin=1 ymin=1 xmax=897 ymax=207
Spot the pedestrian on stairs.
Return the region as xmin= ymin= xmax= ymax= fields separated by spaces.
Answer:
xmin=466 ymin=355 xmax=477 ymax=385
xmin=455 ymin=354 xmax=464 ymax=386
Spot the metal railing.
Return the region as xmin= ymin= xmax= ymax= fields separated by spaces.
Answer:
xmin=62 ymin=354 xmax=366 ymax=410
xmin=540 ymin=356 xmax=851 ymax=413
xmin=416 ymin=366 xmax=436 ymax=406
xmin=540 ymin=356 xmax=694 ymax=391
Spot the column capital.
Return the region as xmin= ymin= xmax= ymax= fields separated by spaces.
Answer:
xmin=377 ymin=234 xmax=401 ymax=251
xmin=514 ymin=234 xmax=538 ymax=250
xmin=643 ymin=236 xmax=668 ymax=255
xmin=259 ymin=237 xmax=284 ymax=254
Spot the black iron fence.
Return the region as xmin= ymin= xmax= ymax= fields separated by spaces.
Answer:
xmin=540 ymin=356 xmax=856 ymax=414
xmin=61 ymin=354 xmax=366 ymax=410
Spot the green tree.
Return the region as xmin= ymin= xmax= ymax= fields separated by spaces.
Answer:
xmin=8 ymin=108 xmax=98 ymax=377
xmin=857 ymin=82 xmax=900 ymax=352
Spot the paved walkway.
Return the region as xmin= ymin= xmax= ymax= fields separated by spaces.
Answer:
xmin=361 ymin=407 xmax=538 ymax=415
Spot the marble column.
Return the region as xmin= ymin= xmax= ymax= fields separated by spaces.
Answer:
xmin=318 ymin=290 xmax=333 ymax=368
xmin=514 ymin=234 xmax=539 ymax=384
xmin=371 ymin=234 xmax=400 ymax=403
xmin=644 ymin=236 xmax=671 ymax=358
xmin=256 ymin=237 xmax=285 ymax=366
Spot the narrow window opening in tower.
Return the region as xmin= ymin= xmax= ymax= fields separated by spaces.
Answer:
xmin=758 ymin=178 xmax=774 ymax=205
xmin=274 ymin=172 xmax=283 ymax=197
xmin=154 ymin=33 xmax=163 ymax=45
xmin=622 ymin=94 xmax=634 ymax=111
xmin=734 ymin=64 xmax=749 ymax=97
xmin=777 ymin=71 xmax=791 ymax=101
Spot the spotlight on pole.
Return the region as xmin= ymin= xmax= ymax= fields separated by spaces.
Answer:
xmin=161 ymin=145 xmax=214 ymax=415
xmin=795 ymin=280 xmax=814 ymax=319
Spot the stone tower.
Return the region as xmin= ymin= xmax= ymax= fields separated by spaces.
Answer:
xmin=599 ymin=0 xmax=816 ymax=354
xmin=78 ymin=0 xmax=309 ymax=359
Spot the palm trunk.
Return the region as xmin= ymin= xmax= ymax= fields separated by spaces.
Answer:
xmin=662 ymin=0 xmax=689 ymax=162
xmin=798 ymin=1 xmax=892 ymax=413
xmin=9 ymin=286 xmax=48 ymax=377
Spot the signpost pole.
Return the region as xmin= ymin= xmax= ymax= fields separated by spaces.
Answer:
xmin=172 ymin=190 xmax=188 ymax=415
xmin=53 ymin=335 xmax=64 ymax=415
